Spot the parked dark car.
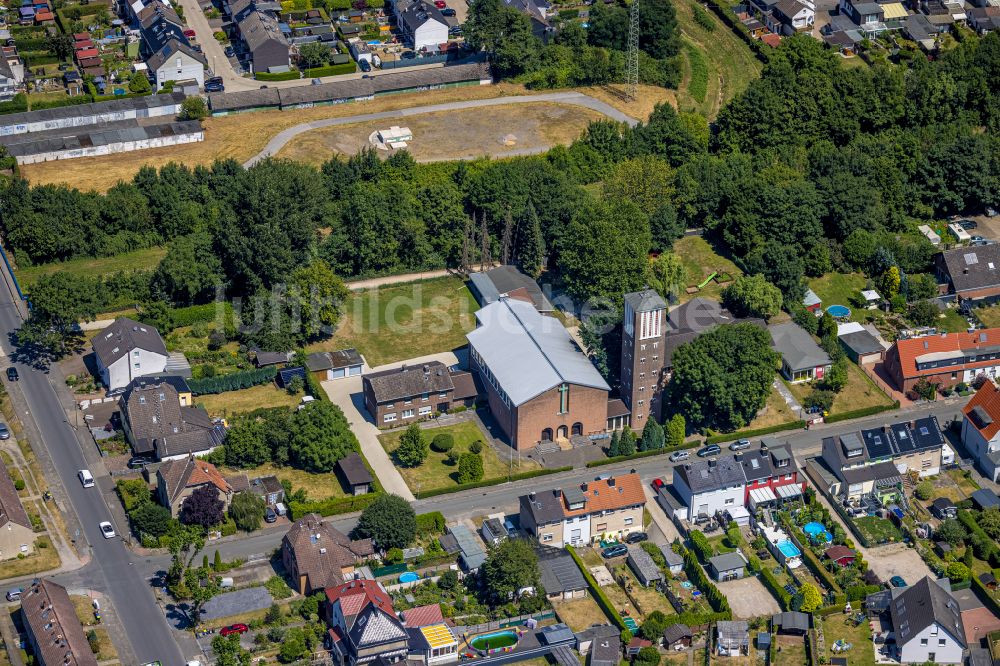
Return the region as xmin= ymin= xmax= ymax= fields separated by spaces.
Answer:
xmin=601 ymin=544 xmax=628 ymax=558
xmin=264 ymin=507 xmax=277 ymax=523
xmin=359 ymin=58 xmax=371 ymax=72
xmin=890 ymin=576 xmax=907 ymax=588
xmin=225 ymin=45 xmax=236 ymax=57
xmin=625 ymin=532 xmax=648 ymax=544
xmin=400 ymin=51 xmax=416 ymax=59
xmin=0 ymin=423 xmax=9 ymax=440
xmin=205 ymin=81 xmax=224 ymax=92
xmin=6 ymin=367 xmax=17 ymax=381
xmin=697 ymin=444 xmax=721 ymax=458
xmin=441 ymin=7 xmax=456 ymax=15
xmin=960 ymin=219 xmax=979 ymax=230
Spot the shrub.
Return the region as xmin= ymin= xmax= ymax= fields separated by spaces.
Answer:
xmin=384 ymin=547 xmax=404 ymax=564
xmin=469 ymin=440 xmax=483 ymax=454
xmin=430 ymin=433 xmax=454 ymax=452
xmin=187 ymin=366 xmax=278 ymax=395
xmin=689 ymin=530 xmax=713 ymax=563
xmin=445 ymin=450 xmax=461 ymax=466
xmin=693 ymin=3 xmax=716 ymax=30
xmin=914 ymin=480 xmax=933 ymax=500
xmin=415 ymin=511 xmax=445 ymax=534
xmin=457 ymin=453 xmax=484 ymax=483
xmin=87 ymin=629 xmax=99 ymax=654
xmin=14 ymin=479 xmax=25 ymax=491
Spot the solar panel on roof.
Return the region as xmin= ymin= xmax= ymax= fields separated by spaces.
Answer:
xmin=965 ymin=253 xmax=979 ymax=265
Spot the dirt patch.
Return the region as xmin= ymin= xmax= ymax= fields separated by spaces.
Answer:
xmin=861 ymin=542 xmax=932 ymax=582
xmin=553 ymin=596 xmax=609 ymax=631
xmin=716 ymin=576 xmax=781 ymax=619
xmin=275 ymin=103 xmax=605 ymax=165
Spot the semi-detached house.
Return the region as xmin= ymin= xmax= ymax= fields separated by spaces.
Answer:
xmin=884 ymin=328 xmax=1000 ymax=394
xmin=671 ymin=456 xmax=747 ymax=522
xmin=961 ymin=380 xmax=1000 ymax=482
xmin=518 ymin=473 xmax=645 ymax=547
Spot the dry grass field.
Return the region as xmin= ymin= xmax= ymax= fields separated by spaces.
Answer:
xmin=275 ymin=103 xmax=605 ymax=165
xmin=19 ymin=80 xmax=661 ymax=192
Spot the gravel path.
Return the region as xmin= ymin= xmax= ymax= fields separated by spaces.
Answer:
xmin=244 ymin=92 xmax=639 ymax=167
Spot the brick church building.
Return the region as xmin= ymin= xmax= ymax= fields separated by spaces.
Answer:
xmin=467 ymin=297 xmax=627 ymax=450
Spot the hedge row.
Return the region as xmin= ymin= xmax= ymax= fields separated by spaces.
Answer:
xmin=957 ymin=509 xmax=1000 ymax=566
xmin=304 ymin=62 xmax=357 ymax=77
xmin=971 ymin=573 xmax=1000 ymax=619
xmin=823 ymin=401 xmax=900 ymax=424
xmin=256 ymin=70 xmax=302 ymax=81
xmin=748 ymin=553 xmax=792 ymax=610
xmin=681 ymin=545 xmax=731 ymax=616
xmin=566 ymin=545 xmax=627 ymax=630
xmin=303 ymin=369 xmax=329 ymax=403
xmin=416 ymin=511 xmax=445 ymax=534
xmin=779 ymin=515 xmax=841 ymax=594
xmin=413 ymin=466 xmax=572 ymax=499
xmin=189 ymin=366 xmax=278 ymax=395
xmin=586 ymin=439 xmax=701 ymax=468
xmin=689 ymin=530 xmax=713 ymax=564
xmin=704 ymin=420 xmax=805 ymax=445
xmin=289 ymin=492 xmax=379 ymax=519
xmin=663 ymin=610 xmax=732 ymax=629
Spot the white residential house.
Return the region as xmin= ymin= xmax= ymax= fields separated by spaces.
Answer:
xmin=670 ymin=457 xmax=747 ymax=522
xmin=394 ymin=0 xmax=449 ymax=50
xmin=147 ymin=39 xmax=206 ymax=90
xmin=92 ymin=317 xmax=170 ymax=391
xmin=961 ymin=381 xmax=1000 ymax=483
xmin=772 ymin=0 xmax=815 ymax=32
xmin=890 ymin=577 xmax=966 ymax=664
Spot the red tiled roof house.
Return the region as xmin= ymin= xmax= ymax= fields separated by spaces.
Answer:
xmin=884 ymin=328 xmax=1000 ymax=395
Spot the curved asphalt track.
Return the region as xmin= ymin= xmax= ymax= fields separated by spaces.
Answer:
xmin=243 ymin=92 xmax=639 ymax=167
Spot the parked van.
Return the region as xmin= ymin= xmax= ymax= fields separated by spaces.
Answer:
xmin=78 ymin=469 xmax=95 ymax=488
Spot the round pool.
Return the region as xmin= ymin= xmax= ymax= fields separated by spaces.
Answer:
xmin=803 ymin=522 xmax=832 ymax=542
xmin=470 ymin=630 xmax=519 ymax=651
xmin=826 ymin=304 xmax=851 ymax=318
xmin=399 ymin=572 xmax=419 ymax=583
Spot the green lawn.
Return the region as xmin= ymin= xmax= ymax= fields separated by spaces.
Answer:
xmin=785 ymin=362 xmax=893 ymax=416
xmin=674 ymin=235 xmax=742 ymax=302
xmin=935 ymin=307 xmax=970 ymax=333
xmin=219 ymin=461 xmax=352 ymax=501
xmin=819 ymin=614 xmax=875 ymax=666
xmin=673 ymin=0 xmax=763 ymax=118
xmin=853 ymin=516 xmax=903 ymax=545
xmin=307 ymin=276 xmax=479 ymax=367
xmin=773 ymin=635 xmax=807 ymax=666
xmin=746 ymin=384 xmax=798 ymax=429
xmin=196 ymin=384 xmax=304 ymax=419
xmin=14 ymin=246 xmax=168 ymax=286
xmin=378 ymin=420 xmax=539 ymax=494
xmin=807 ymin=273 xmax=867 ymax=316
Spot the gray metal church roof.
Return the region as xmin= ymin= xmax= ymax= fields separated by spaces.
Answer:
xmin=466 ymin=297 xmax=609 ymax=406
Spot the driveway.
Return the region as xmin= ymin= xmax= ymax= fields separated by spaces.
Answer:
xmin=173 ymin=0 xmax=235 ymax=86
xmin=716 ymin=576 xmax=781 ymax=619
xmin=320 ymin=350 xmax=464 ymax=502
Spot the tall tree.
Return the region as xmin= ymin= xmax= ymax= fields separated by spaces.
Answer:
xmin=17 ymin=271 xmax=100 ymax=359
xmin=640 ymin=418 xmax=665 ymax=451
xmin=228 ymin=492 xmax=266 ymax=532
xmin=395 ymin=424 xmax=428 ymax=468
xmin=180 ymin=485 xmax=224 ymax=527
xmin=666 ymin=323 xmax=779 ymax=431
xmin=287 ymin=401 xmax=359 ymax=473
xmin=355 ymin=494 xmax=417 ymax=549
xmin=666 ymin=413 xmax=686 ymax=448
xmin=721 ymin=274 xmax=783 ymax=319
xmin=648 ymin=252 xmax=687 ymax=302
xmin=152 ymin=232 xmax=224 ymax=305
xmin=480 ymin=538 xmax=540 ymax=604
xmin=516 ymin=202 xmax=545 ymax=278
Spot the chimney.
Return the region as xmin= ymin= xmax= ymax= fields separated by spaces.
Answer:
xmin=608 ymin=477 xmax=616 ymax=487
xmin=554 ymin=488 xmax=562 ymax=497
xmin=708 ymin=459 xmax=717 ymax=468
xmin=528 ymin=491 xmax=535 ymax=500
xmin=423 ymin=364 xmax=429 ymax=375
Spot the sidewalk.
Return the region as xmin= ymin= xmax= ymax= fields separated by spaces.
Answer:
xmin=772 ymin=378 xmax=804 ymax=420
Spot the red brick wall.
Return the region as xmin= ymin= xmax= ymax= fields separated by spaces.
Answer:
xmin=513 ymin=384 xmax=609 ymax=450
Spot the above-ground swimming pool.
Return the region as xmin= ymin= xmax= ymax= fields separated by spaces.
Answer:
xmin=470 ymin=630 xmax=519 ymax=651
xmin=803 ymin=522 xmax=832 ymax=542
xmin=826 ymin=304 xmax=851 ymax=318
xmin=399 ymin=572 xmax=419 ymax=583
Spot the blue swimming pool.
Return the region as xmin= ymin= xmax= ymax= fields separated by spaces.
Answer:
xmin=826 ymin=304 xmax=851 ymax=318
xmin=399 ymin=572 xmax=419 ymax=583
xmin=777 ymin=540 xmax=801 ymax=559
xmin=803 ymin=522 xmax=832 ymax=542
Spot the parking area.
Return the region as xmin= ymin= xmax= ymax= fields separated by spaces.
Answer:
xmin=715 ymin=576 xmax=781 ymax=620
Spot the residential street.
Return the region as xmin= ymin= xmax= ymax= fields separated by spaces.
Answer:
xmin=0 ymin=265 xmax=187 ymax=666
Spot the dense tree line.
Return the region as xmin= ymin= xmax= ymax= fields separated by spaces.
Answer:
xmin=2 ymin=33 xmax=997 ymax=364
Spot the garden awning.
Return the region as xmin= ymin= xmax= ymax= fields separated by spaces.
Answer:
xmin=777 ymin=484 xmax=802 ymax=499
xmin=750 ymin=487 xmax=777 ymax=507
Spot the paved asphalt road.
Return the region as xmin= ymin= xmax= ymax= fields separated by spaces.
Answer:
xmin=0 ymin=281 xmax=185 ymax=664
xmin=138 ymin=396 xmax=969 ymax=579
